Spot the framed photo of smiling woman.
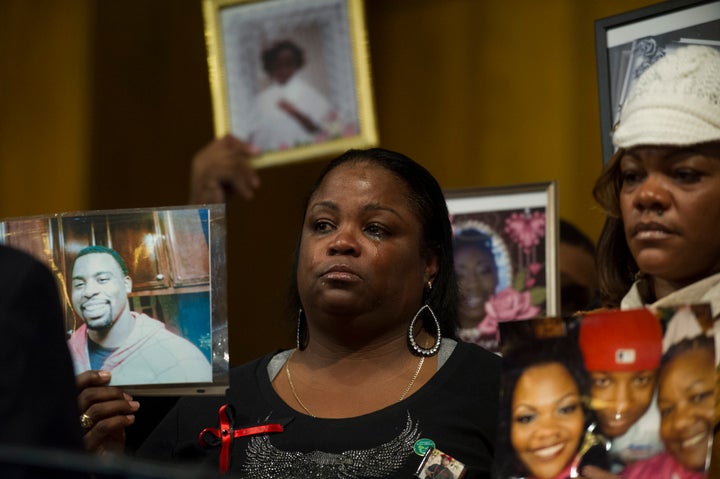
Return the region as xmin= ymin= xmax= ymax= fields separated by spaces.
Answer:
xmin=0 ymin=205 xmax=229 ymax=395
xmin=493 ymin=306 xmax=717 ymax=478
xmin=492 ymin=317 xmax=611 ymax=479
xmin=202 ymin=0 xmax=378 ymax=168
xmin=444 ymin=181 xmax=558 ymax=353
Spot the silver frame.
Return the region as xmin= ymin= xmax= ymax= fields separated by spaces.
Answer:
xmin=444 ymin=181 xmax=559 ymax=318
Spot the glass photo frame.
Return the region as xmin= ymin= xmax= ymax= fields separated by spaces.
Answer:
xmin=0 ymin=205 xmax=229 ymax=395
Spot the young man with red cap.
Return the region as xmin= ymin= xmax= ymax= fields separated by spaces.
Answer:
xmin=579 ymin=308 xmax=663 ymax=470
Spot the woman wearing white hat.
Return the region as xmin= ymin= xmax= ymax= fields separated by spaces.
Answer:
xmin=588 ymin=45 xmax=720 ymax=478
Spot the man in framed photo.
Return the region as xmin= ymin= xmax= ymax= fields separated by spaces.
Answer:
xmin=66 ymin=245 xmax=211 ymax=386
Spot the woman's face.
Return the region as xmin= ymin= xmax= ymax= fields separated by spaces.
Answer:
xmin=268 ymin=48 xmax=300 ymax=84
xmin=511 ymin=363 xmax=584 ymax=479
xmin=658 ymin=347 xmax=715 ymax=471
xmin=454 ymin=245 xmax=498 ymax=323
xmin=619 ymin=144 xmax=720 ymax=286
xmin=297 ymin=161 xmax=437 ymax=334
xmin=588 ymin=370 xmax=656 ymax=438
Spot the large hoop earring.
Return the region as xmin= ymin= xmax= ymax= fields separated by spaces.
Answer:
xmin=407 ymin=304 xmax=441 ymax=357
xmin=296 ymin=308 xmax=308 ymax=351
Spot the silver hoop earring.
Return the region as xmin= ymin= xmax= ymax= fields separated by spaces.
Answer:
xmin=407 ymin=304 xmax=441 ymax=357
xmin=296 ymin=308 xmax=308 ymax=351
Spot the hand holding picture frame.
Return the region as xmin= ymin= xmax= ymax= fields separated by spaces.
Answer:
xmin=202 ymin=0 xmax=378 ymax=168
xmin=444 ymin=182 xmax=558 ymax=353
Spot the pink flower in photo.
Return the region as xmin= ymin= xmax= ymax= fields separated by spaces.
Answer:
xmin=528 ymin=262 xmax=542 ymax=276
xmin=477 ymin=314 xmax=499 ymax=337
xmin=484 ymin=287 xmax=540 ymax=322
xmin=504 ymin=211 xmax=546 ymax=253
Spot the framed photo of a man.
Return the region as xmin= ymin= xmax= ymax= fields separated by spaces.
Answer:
xmin=0 ymin=205 xmax=229 ymax=395
xmin=444 ymin=182 xmax=558 ymax=353
xmin=203 ymin=0 xmax=377 ymax=168
xmin=595 ymin=0 xmax=720 ymax=164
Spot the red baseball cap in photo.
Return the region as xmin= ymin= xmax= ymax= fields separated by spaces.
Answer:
xmin=579 ymin=308 xmax=662 ymax=372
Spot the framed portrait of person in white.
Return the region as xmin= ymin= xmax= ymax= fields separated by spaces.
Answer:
xmin=203 ymin=0 xmax=378 ymax=168
xmin=444 ymin=182 xmax=558 ymax=353
xmin=0 ymin=205 xmax=229 ymax=395
xmin=595 ymin=0 xmax=720 ymax=164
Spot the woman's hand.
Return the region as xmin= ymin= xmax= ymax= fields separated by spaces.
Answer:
xmin=76 ymin=370 xmax=139 ymax=454
xmin=189 ymin=134 xmax=261 ymax=204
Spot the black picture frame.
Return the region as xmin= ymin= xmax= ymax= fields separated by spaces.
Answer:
xmin=595 ymin=0 xmax=720 ymax=164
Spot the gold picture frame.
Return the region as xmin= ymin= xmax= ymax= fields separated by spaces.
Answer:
xmin=202 ymin=0 xmax=378 ymax=168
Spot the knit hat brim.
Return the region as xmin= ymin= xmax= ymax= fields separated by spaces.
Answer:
xmin=611 ymin=45 xmax=720 ymax=149
xmin=613 ymin=96 xmax=720 ymax=148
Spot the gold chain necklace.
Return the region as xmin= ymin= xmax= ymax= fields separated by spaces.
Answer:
xmin=285 ymin=351 xmax=425 ymax=418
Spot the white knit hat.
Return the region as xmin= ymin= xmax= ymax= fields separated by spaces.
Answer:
xmin=612 ymin=45 xmax=720 ymax=148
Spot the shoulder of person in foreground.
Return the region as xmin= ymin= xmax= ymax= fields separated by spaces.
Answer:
xmin=135 ymin=351 xmax=274 ymax=460
xmin=135 ymin=393 xmax=226 ymax=462
xmin=0 ymin=245 xmax=84 ymax=450
xmin=440 ymin=340 xmax=502 ymax=401
xmin=189 ymin=134 xmax=261 ymax=204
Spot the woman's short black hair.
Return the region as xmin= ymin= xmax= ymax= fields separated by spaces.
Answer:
xmin=261 ymin=39 xmax=304 ymax=75
xmin=453 ymin=228 xmax=495 ymax=258
xmin=287 ymin=147 xmax=459 ymax=339
xmin=661 ymin=334 xmax=715 ymax=370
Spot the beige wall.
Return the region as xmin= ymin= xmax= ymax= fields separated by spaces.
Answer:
xmin=0 ymin=0 xmax=659 ymax=364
